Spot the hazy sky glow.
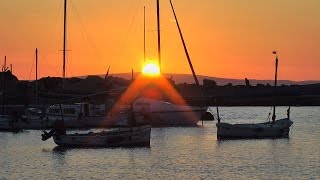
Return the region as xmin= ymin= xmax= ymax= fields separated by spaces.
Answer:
xmin=0 ymin=0 xmax=319 ymax=81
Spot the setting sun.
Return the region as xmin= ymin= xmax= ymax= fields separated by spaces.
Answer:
xmin=142 ymin=62 xmax=160 ymax=76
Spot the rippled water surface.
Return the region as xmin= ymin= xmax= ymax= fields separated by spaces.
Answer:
xmin=1 ymin=107 xmax=319 ymax=179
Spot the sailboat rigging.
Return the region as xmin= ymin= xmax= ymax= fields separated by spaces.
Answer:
xmin=169 ymin=0 xmax=207 ymax=126
xmin=156 ymin=0 xmax=161 ymax=72
xmin=132 ymin=0 xmax=210 ymax=126
xmin=144 ymin=6 xmax=146 ymax=63
xmin=36 ymin=48 xmax=38 ymax=113
xmin=169 ymin=0 xmax=200 ymax=86
xmin=62 ymin=0 xmax=67 ymax=87
xmin=41 ymin=0 xmax=151 ymax=147
xmin=272 ymin=51 xmax=278 ymax=124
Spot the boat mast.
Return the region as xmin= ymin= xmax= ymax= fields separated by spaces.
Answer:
xmin=170 ymin=0 xmax=208 ymax=125
xmin=105 ymin=66 xmax=110 ymax=80
xmin=272 ymin=51 xmax=278 ymax=124
xmin=36 ymin=48 xmax=38 ymax=111
xmin=3 ymin=56 xmax=6 ymax=71
xmin=169 ymin=0 xmax=200 ymax=86
xmin=2 ymin=56 xmax=6 ymax=114
xmin=144 ymin=6 xmax=146 ymax=63
xmin=132 ymin=68 xmax=134 ymax=82
xmin=216 ymin=105 xmax=221 ymax=123
xmin=62 ymin=0 xmax=67 ymax=87
xmin=156 ymin=0 xmax=161 ymax=72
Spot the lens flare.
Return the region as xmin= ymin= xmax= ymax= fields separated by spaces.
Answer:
xmin=142 ymin=62 xmax=160 ymax=76
xmin=106 ymin=73 xmax=200 ymax=126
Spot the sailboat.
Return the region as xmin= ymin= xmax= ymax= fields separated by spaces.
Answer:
xmin=0 ymin=50 xmax=47 ymax=131
xmin=40 ymin=0 xmax=114 ymax=129
xmin=41 ymin=0 xmax=151 ymax=147
xmin=131 ymin=0 xmax=210 ymax=127
xmin=20 ymin=48 xmax=48 ymax=129
xmin=216 ymin=52 xmax=293 ymax=139
xmin=0 ymin=56 xmax=22 ymax=132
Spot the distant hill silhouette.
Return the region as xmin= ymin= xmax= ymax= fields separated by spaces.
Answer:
xmin=2 ymin=72 xmax=320 ymax=106
xmin=80 ymin=73 xmax=320 ymax=86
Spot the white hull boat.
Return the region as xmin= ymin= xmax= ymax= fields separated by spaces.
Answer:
xmin=132 ymin=98 xmax=206 ymax=127
xmin=19 ymin=108 xmax=46 ymax=129
xmin=215 ymin=52 xmax=293 ymax=139
xmin=217 ymin=118 xmax=293 ymax=139
xmin=44 ymin=97 xmax=208 ymax=128
xmin=45 ymin=102 xmax=119 ymax=128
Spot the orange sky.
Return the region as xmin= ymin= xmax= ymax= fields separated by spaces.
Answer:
xmin=0 ymin=0 xmax=319 ymax=81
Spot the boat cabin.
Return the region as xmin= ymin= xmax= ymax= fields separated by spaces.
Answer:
xmin=46 ymin=103 xmax=107 ymax=118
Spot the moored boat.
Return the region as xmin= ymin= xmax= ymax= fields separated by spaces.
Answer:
xmin=126 ymin=0 xmax=209 ymax=127
xmin=133 ymin=97 xmax=206 ymax=127
xmin=216 ymin=52 xmax=293 ymax=139
xmin=217 ymin=116 xmax=293 ymax=139
xmin=51 ymin=125 xmax=151 ymax=147
xmin=41 ymin=108 xmax=151 ymax=148
xmin=45 ymin=102 xmax=112 ymax=128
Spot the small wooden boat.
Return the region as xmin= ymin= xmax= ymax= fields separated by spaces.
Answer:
xmin=42 ymin=119 xmax=151 ymax=148
xmin=52 ymin=125 xmax=150 ymax=147
xmin=216 ymin=117 xmax=293 ymax=139
xmin=42 ymin=90 xmax=151 ymax=148
xmin=41 ymin=100 xmax=151 ymax=148
xmin=41 ymin=104 xmax=152 ymax=147
xmin=216 ymin=52 xmax=293 ymax=139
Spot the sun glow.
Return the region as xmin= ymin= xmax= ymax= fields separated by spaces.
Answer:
xmin=142 ymin=62 xmax=160 ymax=76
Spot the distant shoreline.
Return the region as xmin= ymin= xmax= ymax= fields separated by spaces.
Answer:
xmin=2 ymin=72 xmax=320 ymax=107
xmin=22 ymin=73 xmax=320 ymax=86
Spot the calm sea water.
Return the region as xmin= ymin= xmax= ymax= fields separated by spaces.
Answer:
xmin=1 ymin=107 xmax=319 ymax=179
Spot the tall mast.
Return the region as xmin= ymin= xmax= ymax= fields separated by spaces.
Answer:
xmin=62 ymin=0 xmax=67 ymax=87
xmin=2 ymin=56 xmax=6 ymax=114
xmin=144 ymin=6 xmax=146 ymax=63
xmin=169 ymin=0 xmax=207 ymax=125
xmin=4 ymin=56 xmax=6 ymax=71
xmin=156 ymin=0 xmax=161 ymax=72
xmin=36 ymin=48 xmax=38 ymax=111
xmin=272 ymin=51 xmax=278 ymax=124
xmin=169 ymin=0 xmax=200 ymax=86
xmin=131 ymin=69 xmax=134 ymax=82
